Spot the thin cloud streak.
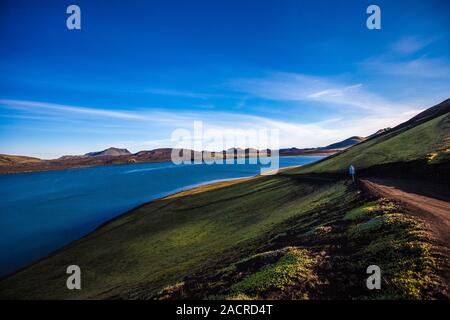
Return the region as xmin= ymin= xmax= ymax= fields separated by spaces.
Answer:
xmin=146 ymin=88 xmax=217 ymax=99
xmin=391 ymin=36 xmax=436 ymax=55
xmin=230 ymin=72 xmax=408 ymax=113
xmin=0 ymin=99 xmax=143 ymax=120
xmin=360 ymin=56 xmax=450 ymax=79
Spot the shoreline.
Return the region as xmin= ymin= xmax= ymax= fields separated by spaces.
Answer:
xmin=0 ymin=153 xmax=333 ymax=175
xmin=0 ymin=176 xmax=250 ymax=279
xmin=0 ymin=164 xmax=303 ymax=279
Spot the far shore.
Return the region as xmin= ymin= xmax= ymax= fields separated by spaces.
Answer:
xmin=0 ymin=153 xmax=329 ymax=175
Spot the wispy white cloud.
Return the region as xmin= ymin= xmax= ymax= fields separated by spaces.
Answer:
xmin=0 ymin=99 xmax=143 ymax=120
xmin=146 ymin=88 xmax=217 ymax=99
xmin=0 ymin=99 xmax=215 ymax=127
xmin=391 ymin=36 xmax=436 ymax=55
xmin=307 ymin=83 xmax=362 ymax=98
xmin=359 ymin=34 xmax=450 ymax=80
xmin=360 ymin=56 xmax=450 ymax=79
xmin=230 ymin=72 xmax=409 ymax=114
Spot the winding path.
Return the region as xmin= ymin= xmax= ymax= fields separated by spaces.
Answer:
xmin=360 ymin=178 xmax=450 ymax=244
xmin=360 ymin=177 xmax=450 ymax=294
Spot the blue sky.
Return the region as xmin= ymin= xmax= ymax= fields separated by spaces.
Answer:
xmin=0 ymin=0 xmax=449 ymax=158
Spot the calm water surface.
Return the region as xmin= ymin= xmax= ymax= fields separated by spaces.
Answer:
xmin=0 ymin=156 xmax=324 ymax=276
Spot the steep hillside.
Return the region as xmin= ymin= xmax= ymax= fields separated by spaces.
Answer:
xmin=388 ymin=98 xmax=450 ymax=134
xmin=0 ymin=174 xmax=445 ymax=299
xmin=321 ymin=136 xmax=365 ymax=150
xmin=288 ymin=109 xmax=449 ymax=174
xmin=279 ymin=135 xmax=365 ymax=156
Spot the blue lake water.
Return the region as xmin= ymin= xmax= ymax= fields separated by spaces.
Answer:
xmin=0 ymin=156 xmax=323 ymax=276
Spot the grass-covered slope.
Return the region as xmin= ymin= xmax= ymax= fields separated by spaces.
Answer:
xmin=0 ymin=175 xmax=444 ymax=299
xmin=159 ymin=197 xmax=442 ymax=300
xmin=288 ymin=110 xmax=449 ymax=174
xmin=0 ymin=176 xmax=350 ymax=299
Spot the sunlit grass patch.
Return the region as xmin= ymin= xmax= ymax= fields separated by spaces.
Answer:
xmin=343 ymin=201 xmax=378 ymax=221
xmin=349 ymin=216 xmax=384 ymax=236
xmin=427 ymin=148 xmax=450 ymax=164
xmin=225 ymin=293 xmax=255 ymax=300
xmin=351 ymin=207 xmax=440 ymax=299
xmin=230 ymin=247 xmax=315 ymax=295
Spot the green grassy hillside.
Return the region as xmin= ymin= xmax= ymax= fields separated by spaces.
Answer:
xmin=287 ymin=112 xmax=449 ymax=174
xmin=160 ymin=197 xmax=441 ymax=300
xmin=0 ymin=174 xmax=443 ymax=299
xmin=0 ymin=176 xmax=346 ymax=299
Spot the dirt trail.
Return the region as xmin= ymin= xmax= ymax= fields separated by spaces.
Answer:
xmin=361 ymin=178 xmax=450 ymax=294
xmin=360 ymin=178 xmax=450 ymax=245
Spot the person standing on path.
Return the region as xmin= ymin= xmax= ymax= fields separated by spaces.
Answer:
xmin=349 ymin=164 xmax=356 ymax=182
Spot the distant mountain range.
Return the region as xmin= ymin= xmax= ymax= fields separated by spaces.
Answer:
xmin=279 ymin=136 xmax=366 ymax=156
xmin=0 ymin=133 xmax=375 ymax=174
